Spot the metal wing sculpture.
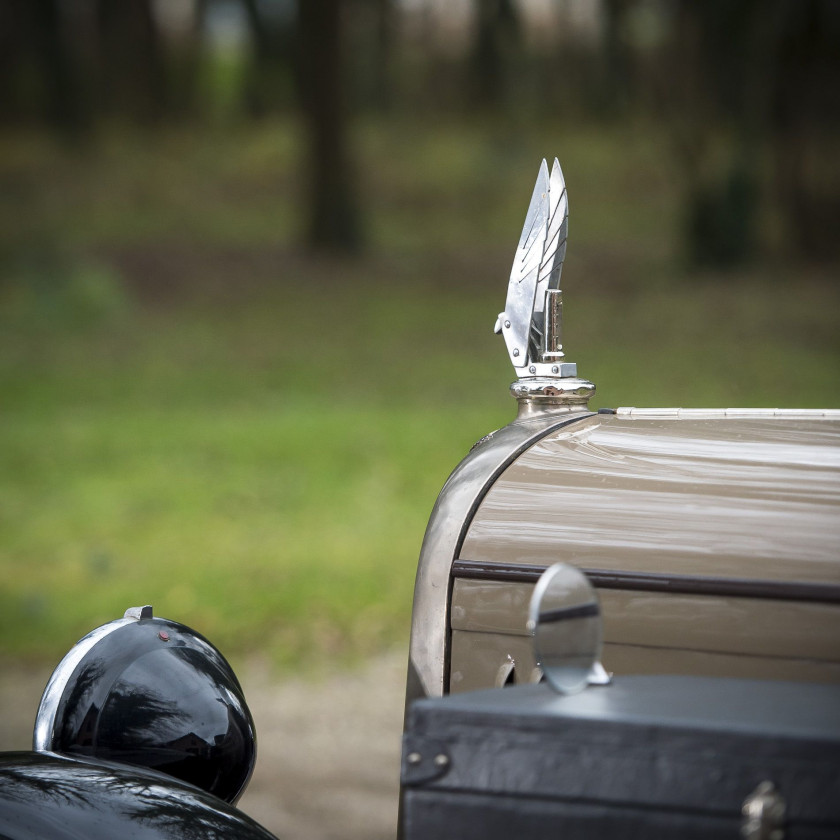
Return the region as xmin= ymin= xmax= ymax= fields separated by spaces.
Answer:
xmin=495 ymin=158 xmax=568 ymax=372
xmin=495 ymin=159 xmax=594 ymax=408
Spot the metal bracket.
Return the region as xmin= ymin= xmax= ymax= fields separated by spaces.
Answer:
xmin=401 ymin=735 xmax=452 ymax=786
xmin=741 ymin=781 xmax=786 ymax=840
xmin=124 ymin=605 xmax=154 ymax=620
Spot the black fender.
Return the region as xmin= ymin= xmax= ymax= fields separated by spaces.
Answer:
xmin=0 ymin=751 xmax=278 ymax=840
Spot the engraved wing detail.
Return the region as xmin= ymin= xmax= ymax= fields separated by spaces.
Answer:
xmin=530 ymin=160 xmax=568 ymax=358
xmin=495 ymin=158 xmax=568 ymax=371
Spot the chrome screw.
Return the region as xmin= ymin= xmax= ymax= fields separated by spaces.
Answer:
xmin=433 ymin=754 xmax=449 ymax=768
xmin=406 ymin=752 xmax=422 ymax=766
xmin=513 ymin=348 xmax=520 ymax=357
xmin=551 ymin=365 xmax=559 ymax=374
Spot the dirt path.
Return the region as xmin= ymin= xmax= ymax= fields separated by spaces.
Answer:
xmin=0 ymin=650 xmax=407 ymax=840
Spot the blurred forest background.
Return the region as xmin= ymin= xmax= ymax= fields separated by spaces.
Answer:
xmin=1 ymin=0 xmax=839 ymax=670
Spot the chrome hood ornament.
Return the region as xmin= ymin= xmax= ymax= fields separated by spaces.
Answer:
xmin=495 ymin=159 xmax=595 ymax=413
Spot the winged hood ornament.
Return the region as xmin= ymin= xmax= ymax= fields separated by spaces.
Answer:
xmin=495 ymin=159 xmax=595 ymax=412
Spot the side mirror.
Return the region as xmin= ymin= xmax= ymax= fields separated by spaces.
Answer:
xmin=528 ymin=564 xmax=610 ymax=694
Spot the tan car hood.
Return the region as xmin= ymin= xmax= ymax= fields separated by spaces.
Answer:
xmin=460 ymin=413 xmax=840 ymax=586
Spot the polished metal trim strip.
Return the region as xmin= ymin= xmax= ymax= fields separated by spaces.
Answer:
xmin=616 ymin=407 xmax=840 ymax=419
xmin=452 ymin=559 xmax=547 ymax=583
xmin=452 ymin=559 xmax=840 ymax=604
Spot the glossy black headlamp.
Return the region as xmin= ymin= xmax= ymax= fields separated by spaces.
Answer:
xmin=34 ymin=605 xmax=256 ymax=804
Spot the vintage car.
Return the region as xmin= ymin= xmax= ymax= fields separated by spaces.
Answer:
xmin=406 ymin=158 xmax=840 ymax=705
xmin=400 ymin=159 xmax=840 ymax=838
xmin=3 ymin=160 xmax=838 ymax=839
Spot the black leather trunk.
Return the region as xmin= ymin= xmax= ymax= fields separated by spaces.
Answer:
xmin=400 ymin=677 xmax=840 ymax=840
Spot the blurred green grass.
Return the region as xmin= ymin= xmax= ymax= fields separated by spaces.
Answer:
xmin=1 ymin=118 xmax=838 ymax=671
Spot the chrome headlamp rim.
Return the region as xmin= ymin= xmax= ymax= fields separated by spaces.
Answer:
xmin=34 ymin=616 xmax=135 ymax=752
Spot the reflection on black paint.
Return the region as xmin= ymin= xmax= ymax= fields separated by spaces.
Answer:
xmin=0 ymin=752 xmax=277 ymax=840
xmin=56 ymin=660 xmax=107 ymax=749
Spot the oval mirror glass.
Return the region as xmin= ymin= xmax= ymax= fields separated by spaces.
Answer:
xmin=528 ymin=563 xmax=602 ymax=695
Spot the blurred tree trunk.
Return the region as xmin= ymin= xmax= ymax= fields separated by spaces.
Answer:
xmin=96 ymin=0 xmax=165 ymax=124
xmin=0 ymin=0 xmax=84 ymax=133
xmin=0 ymin=0 xmax=19 ymax=124
xmin=370 ymin=0 xmax=394 ymax=111
xmin=241 ymin=0 xmax=297 ymax=116
xmin=297 ymin=0 xmax=363 ymax=253
xmin=165 ymin=0 xmax=209 ymax=121
xmin=659 ymin=0 xmax=769 ymax=268
xmin=31 ymin=0 xmax=82 ymax=132
xmin=657 ymin=0 xmax=839 ymax=266
xmin=470 ymin=0 xmax=521 ymax=110
xmin=770 ymin=0 xmax=840 ymax=261
xmin=242 ymin=0 xmax=272 ymax=116
xmin=345 ymin=0 xmax=394 ymax=113
xmin=600 ymin=0 xmax=633 ymax=115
